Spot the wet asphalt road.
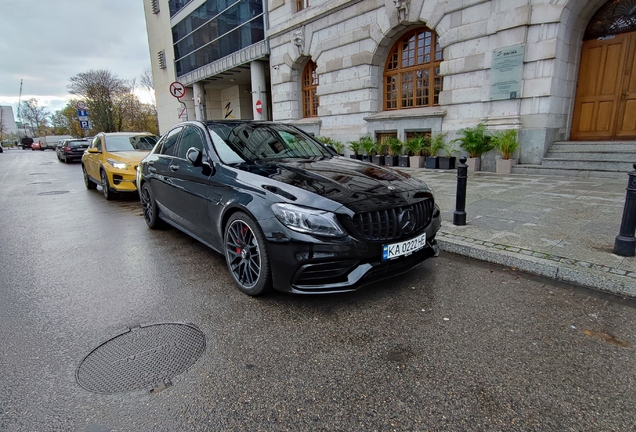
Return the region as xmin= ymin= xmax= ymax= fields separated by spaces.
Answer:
xmin=1 ymin=149 xmax=636 ymax=432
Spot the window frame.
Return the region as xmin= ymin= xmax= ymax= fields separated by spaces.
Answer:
xmin=302 ymin=60 xmax=319 ymax=118
xmin=384 ymin=28 xmax=443 ymax=111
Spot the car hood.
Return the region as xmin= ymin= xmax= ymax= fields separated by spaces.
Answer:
xmin=233 ymin=157 xmax=433 ymax=213
xmin=107 ymin=150 xmax=151 ymax=164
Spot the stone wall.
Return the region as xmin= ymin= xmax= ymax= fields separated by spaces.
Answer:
xmin=268 ymin=0 xmax=605 ymax=170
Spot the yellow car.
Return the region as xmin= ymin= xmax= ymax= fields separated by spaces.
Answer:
xmin=82 ymin=132 xmax=159 ymax=200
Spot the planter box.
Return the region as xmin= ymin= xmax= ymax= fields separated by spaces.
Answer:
xmin=350 ymin=154 xmax=363 ymax=160
xmin=409 ymin=156 xmax=425 ymax=168
xmin=496 ymin=158 xmax=517 ymax=174
xmin=398 ymin=156 xmax=410 ymax=167
xmin=438 ymin=156 xmax=456 ymax=170
xmin=372 ymin=155 xmax=385 ymax=165
xmin=384 ymin=155 xmax=399 ymax=166
xmin=466 ymin=157 xmax=481 ymax=171
xmin=425 ymin=156 xmax=439 ymax=169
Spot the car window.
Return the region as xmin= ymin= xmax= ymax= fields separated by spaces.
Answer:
xmin=156 ymin=127 xmax=182 ymax=156
xmin=104 ymin=135 xmax=159 ymax=152
xmin=68 ymin=140 xmax=88 ymax=147
xmin=92 ymin=136 xmax=102 ymax=151
xmin=177 ymin=126 xmax=206 ymax=159
xmin=209 ymin=123 xmax=331 ymax=163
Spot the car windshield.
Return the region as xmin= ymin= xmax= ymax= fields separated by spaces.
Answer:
xmin=207 ymin=123 xmax=332 ymax=165
xmin=106 ymin=135 xmax=159 ymax=152
xmin=68 ymin=140 xmax=88 ymax=147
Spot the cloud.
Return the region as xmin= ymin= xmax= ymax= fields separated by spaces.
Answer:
xmin=0 ymin=0 xmax=151 ymax=114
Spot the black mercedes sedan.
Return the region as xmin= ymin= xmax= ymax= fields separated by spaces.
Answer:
xmin=137 ymin=120 xmax=441 ymax=296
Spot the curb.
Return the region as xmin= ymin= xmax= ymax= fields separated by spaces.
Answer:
xmin=437 ymin=230 xmax=636 ymax=299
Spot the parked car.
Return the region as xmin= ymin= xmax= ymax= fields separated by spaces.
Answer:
xmin=21 ymin=136 xmax=33 ymax=149
xmin=137 ymin=120 xmax=441 ymax=296
xmin=31 ymin=141 xmax=43 ymax=151
xmin=57 ymin=139 xmax=89 ymax=163
xmin=82 ymin=132 xmax=159 ymax=200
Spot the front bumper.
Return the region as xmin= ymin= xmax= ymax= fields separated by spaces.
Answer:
xmin=106 ymin=168 xmax=138 ymax=192
xmin=263 ymin=211 xmax=442 ymax=294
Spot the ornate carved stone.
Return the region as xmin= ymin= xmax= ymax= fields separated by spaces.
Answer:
xmin=394 ymin=0 xmax=409 ymax=22
xmin=292 ymin=27 xmax=305 ymax=53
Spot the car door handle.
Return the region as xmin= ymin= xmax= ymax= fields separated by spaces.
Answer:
xmin=148 ymin=161 xmax=154 ymax=166
xmin=149 ymin=167 xmax=157 ymax=173
xmin=169 ymin=164 xmax=179 ymax=172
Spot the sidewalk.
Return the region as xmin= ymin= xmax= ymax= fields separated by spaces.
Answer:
xmin=400 ymin=167 xmax=636 ymax=299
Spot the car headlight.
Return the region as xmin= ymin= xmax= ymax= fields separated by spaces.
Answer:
xmin=271 ymin=203 xmax=346 ymax=237
xmin=107 ymin=158 xmax=128 ymax=169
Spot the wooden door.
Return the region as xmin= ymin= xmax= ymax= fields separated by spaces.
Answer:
xmin=616 ymin=34 xmax=636 ymax=139
xmin=571 ymin=32 xmax=636 ymax=140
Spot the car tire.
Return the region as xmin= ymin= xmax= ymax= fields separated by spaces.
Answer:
xmin=140 ymin=183 xmax=165 ymax=229
xmin=224 ymin=212 xmax=272 ymax=296
xmin=100 ymin=170 xmax=116 ymax=200
xmin=83 ymin=165 xmax=97 ymax=190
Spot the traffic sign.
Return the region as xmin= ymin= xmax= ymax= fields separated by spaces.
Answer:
xmin=79 ymin=120 xmax=91 ymax=130
xmin=255 ymin=100 xmax=262 ymax=114
xmin=169 ymin=81 xmax=186 ymax=99
xmin=77 ymin=101 xmax=87 ymax=109
xmin=77 ymin=109 xmax=88 ymax=119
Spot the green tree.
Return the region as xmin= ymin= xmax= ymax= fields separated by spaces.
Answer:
xmin=50 ymin=103 xmax=84 ymax=137
xmin=68 ymin=69 xmax=129 ymax=133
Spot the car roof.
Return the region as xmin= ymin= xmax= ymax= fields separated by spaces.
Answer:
xmin=100 ymin=132 xmax=155 ymax=136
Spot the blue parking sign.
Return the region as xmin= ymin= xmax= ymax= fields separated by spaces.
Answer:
xmin=77 ymin=109 xmax=88 ymax=118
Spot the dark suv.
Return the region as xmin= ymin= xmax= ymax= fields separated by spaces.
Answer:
xmin=56 ymin=139 xmax=89 ymax=163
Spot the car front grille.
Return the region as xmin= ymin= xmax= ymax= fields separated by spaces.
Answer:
xmin=350 ymin=199 xmax=433 ymax=242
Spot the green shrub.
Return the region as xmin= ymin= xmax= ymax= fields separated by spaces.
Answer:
xmin=453 ymin=123 xmax=493 ymax=158
xmin=491 ymin=129 xmax=519 ymax=160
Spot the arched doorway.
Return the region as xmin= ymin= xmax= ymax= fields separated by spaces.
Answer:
xmin=571 ymin=0 xmax=636 ymax=140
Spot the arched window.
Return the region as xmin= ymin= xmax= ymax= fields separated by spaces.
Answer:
xmin=384 ymin=28 xmax=443 ymax=110
xmin=302 ymin=60 xmax=319 ymax=118
xmin=584 ymin=0 xmax=636 ymax=40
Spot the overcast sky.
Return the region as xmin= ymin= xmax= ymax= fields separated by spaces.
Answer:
xmin=0 ymin=0 xmax=152 ymax=118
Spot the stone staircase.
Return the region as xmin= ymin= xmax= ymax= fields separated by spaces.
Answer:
xmin=512 ymin=140 xmax=636 ymax=178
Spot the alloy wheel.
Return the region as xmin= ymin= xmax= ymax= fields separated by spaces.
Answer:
xmin=225 ymin=219 xmax=262 ymax=289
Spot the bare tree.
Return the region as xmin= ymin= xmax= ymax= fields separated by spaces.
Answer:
xmin=140 ymin=67 xmax=154 ymax=91
xmin=68 ymin=69 xmax=130 ymax=133
xmin=20 ymin=99 xmax=50 ymax=136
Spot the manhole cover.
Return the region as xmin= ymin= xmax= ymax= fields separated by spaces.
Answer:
xmin=76 ymin=323 xmax=206 ymax=394
xmin=38 ymin=191 xmax=69 ymax=195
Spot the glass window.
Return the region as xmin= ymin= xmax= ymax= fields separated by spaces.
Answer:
xmin=207 ymin=122 xmax=331 ymax=164
xmin=157 ymin=127 xmax=183 ymax=156
xmin=384 ymin=28 xmax=443 ymax=110
xmin=92 ymin=136 xmax=102 ymax=151
xmin=172 ymin=0 xmax=265 ymax=76
xmin=585 ymin=0 xmax=636 ymax=40
xmin=296 ymin=0 xmax=309 ymax=12
xmin=302 ymin=60 xmax=319 ymax=118
xmin=177 ymin=126 xmax=206 ymax=159
xmin=104 ymin=135 xmax=159 ymax=152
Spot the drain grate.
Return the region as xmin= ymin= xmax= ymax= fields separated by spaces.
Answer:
xmin=76 ymin=323 xmax=206 ymax=394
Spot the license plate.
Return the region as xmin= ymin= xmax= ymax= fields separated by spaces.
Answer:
xmin=382 ymin=232 xmax=427 ymax=260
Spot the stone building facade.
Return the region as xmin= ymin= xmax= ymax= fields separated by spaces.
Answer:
xmin=145 ymin=0 xmax=636 ymax=171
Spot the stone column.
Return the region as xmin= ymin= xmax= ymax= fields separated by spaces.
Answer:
xmin=192 ymin=81 xmax=206 ymax=121
xmin=250 ymin=61 xmax=268 ymax=120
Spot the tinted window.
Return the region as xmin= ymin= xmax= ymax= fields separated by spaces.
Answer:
xmin=104 ymin=135 xmax=159 ymax=152
xmin=177 ymin=126 xmax=206 ymax=159
xmin=208 ymin=123 xmax=331 ymax=164
xmin=67 ymin=140 xmax=88 ymax=148
xmin=157 ymin=127 xmax=183 ymax=156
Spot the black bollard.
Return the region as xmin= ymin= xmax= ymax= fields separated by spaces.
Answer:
xmin=614 ymin=163 xmax=636 ymax=256
xmin=453 ymin=156 xmax=467 ymax=226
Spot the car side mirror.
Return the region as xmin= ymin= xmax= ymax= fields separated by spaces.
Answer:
xmin=186 ymin=147 xmax=202 ymax=165
xmin=87 ymin=147 xmax=100 ymax=154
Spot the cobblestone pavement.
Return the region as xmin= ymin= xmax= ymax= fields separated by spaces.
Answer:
xmin=401 ymin=167 xmax=636 ymax=299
